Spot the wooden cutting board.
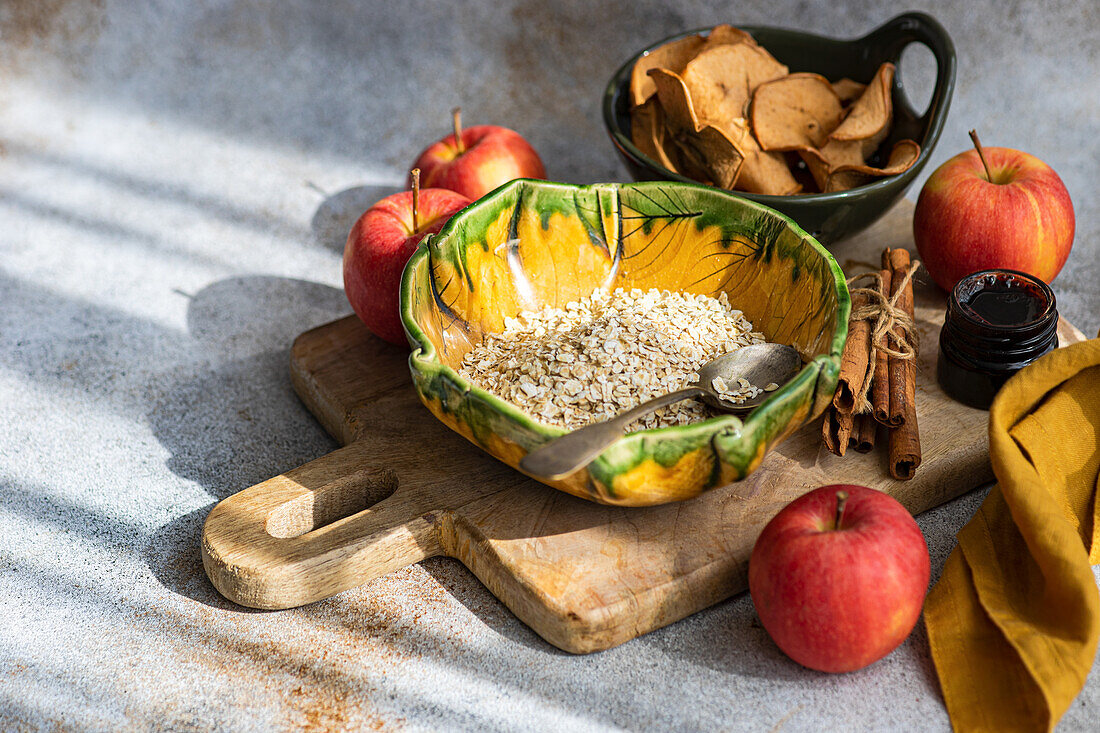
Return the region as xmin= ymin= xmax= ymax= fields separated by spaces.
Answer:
xmin=202 ymin=201 xmax=1087 ymax=654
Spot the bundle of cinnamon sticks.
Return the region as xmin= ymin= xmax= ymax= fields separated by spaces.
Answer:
xmin=823 ymin=248 xmax=922 ymax=480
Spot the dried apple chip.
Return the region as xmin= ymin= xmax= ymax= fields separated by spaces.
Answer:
xmin=798 ymin=132 xmax=917 ymax=193
xmin=786 ymin=151 xmax=819 ymax=192
xmin=825 ymin=139 xmax=921 ymax=192
xmin=630 ymin=34 xmax=706 ymax=107
xmin=648 ymin=68 xmax=744 ymax=189
xmin=649 ymin=67 xmax=704 ymax=136
xmin=630 ymin=98 xmax=682 ymax=173
xmin=751 ymin=73 xmax=844 ymax=150
xmin=674 ymin=125 xmax=745 ymax=189
xmin=797 ymin=147 xmax=830 ymax=191
xmin=702 ymin=23 xmax=757 ymax=49
xmin=723 ymin=118 xmax=800 ymax=195
xmin=831 ymin=78 xmax=866 ymax=105
xmin=682 ymin=43 xmax=789 ymax=124
xmin=798 ymin=137 xmax=878 ymax=191
xmin=830 ymin=63 xmax=895 ymax=142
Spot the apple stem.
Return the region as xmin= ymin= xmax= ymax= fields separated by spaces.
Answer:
xmin=969 ymin=129 xmax=994 ymax=182
xmin=452 ymin=107 xmax=466 ymax=154
xmin=834 ymin=490 xmax=850 ymax=530
xmin=411 ymin=168 xmax=420 ymax=233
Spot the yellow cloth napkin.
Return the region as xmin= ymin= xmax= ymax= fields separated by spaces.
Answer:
xmin=926 ymin=336 xmax=1100 ymax=732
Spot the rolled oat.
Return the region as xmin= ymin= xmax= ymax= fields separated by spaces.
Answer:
xmin=458 ymin=287 xmax=767 ymax=431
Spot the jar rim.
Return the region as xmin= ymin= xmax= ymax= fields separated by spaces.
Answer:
xmin=950 ymin=269 xmax=1057 ymax=331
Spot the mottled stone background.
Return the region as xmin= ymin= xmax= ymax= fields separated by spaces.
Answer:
xmin=1 ymin=1 xmax=1097 ymax=730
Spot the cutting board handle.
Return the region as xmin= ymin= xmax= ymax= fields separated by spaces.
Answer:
xmin=201 ymin=442 xmax=443 ymax=609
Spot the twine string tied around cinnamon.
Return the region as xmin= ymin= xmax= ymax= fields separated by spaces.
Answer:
xmin=846 ymin=261 xmax=921 ymax=412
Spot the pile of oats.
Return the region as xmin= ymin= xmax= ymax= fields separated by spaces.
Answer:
xmin=458 ymin=287 xmax=768 ymax=431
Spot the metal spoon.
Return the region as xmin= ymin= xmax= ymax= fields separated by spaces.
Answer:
xmin=519 ymin=343 xmax=802 ymax=480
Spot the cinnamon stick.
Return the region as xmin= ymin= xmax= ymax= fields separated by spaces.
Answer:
xmin=889 ymin=422 xmax=921 ymax=479
xmin=850 ymin=413 xmax=877 ymax=454
xmin=833 ymin=287 xmax=873 ymax=414
xmin=886 ymin=248 xmax=915 ymax=426
xmin=886 ymin=248 xmax=921 ymax=480
xmin=822 ymin=408 xmax=838 ymax=455
xmin=871 ymin=267 xmax=893 ymax=426
xmin=822 ymin=406 xmax=854 ymax=457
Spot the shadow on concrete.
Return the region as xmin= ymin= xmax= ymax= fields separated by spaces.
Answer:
xmin=145 ymin=503 xmax=264 ymax=612
xmin=146 ymin=276 xmax=347 ymax=499
xmin=144 ymin=275 xmax=350 ymax=606
xmin=310 ymin=184 xmax=401 ymax=254
xmin=183 ymin=275 xmax=350 ymax=357
xmin=420 ymin=556 xmax=567 ymax=655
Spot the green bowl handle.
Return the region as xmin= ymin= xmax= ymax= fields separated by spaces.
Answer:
xmin=860 ymin=12 xmax=957 ymax=129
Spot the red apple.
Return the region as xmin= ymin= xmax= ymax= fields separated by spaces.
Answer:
xmin=748 ymin=484 xmax=930 ymax=673
xmin=913 ymin=131 xmax=1074 ymax=291
xmin=343 ymin=177 xmax=471 ymax=345
xmin=409 ymin=108 xmax=545 ymax=201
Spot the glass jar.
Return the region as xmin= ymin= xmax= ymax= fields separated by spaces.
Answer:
xmin=937 ymin=269 xmax=1058 ymax=410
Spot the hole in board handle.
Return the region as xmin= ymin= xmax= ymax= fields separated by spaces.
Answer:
xmin=265 ymin=467 xmax=399 ymax=539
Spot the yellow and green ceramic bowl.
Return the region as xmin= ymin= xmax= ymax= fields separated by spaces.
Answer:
xmin=400 ymin=179 xmax=849 ymax=506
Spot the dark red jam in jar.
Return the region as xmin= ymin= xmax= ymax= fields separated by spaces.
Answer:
xmin=937 ymin=269 xmax=1058 ymax=410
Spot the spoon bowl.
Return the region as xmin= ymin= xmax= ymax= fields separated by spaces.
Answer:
xmin=696 ymin=344 xmax=803 ymax=413
xmin=520 ymin=344 xmax=802 ymax=480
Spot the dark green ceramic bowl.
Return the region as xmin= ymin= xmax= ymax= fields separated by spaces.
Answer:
xmin=602 ymin=12 xmax=956 ymax=244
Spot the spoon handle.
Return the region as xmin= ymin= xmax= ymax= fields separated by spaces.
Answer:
xmin=519 ymin=387 xmax=705 ymax=480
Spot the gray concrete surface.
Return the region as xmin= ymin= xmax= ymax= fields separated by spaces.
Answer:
xmin=1 ymin=1 xmax=1097 ymax=730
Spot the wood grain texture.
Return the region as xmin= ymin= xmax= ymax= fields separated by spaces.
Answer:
xmin=202 ymin=200 xmax=1087 ymax=653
